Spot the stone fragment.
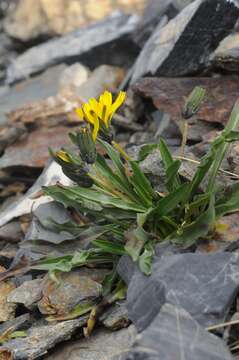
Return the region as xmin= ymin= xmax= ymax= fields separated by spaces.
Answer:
xmin=133 ymin=77 xmax=239 ymax=124
xmin=127 ymin=252 xmax=239 ymax=331
xmin=38 ymin=271 xmax=102 ymax=316
xmin=0 ymin=161 xmax=72 ymax=227
xmin=45 ymin=325 xmax=137 ymax=360
xmin=58 ymin=63 xmax=90 ymax=95
xmin=0 ymin=314 xmax=31 ymax=335
xmin=0 ymin=65 xmax=67 ymax=125
xmin=124 ymin=303 xmax=233 ymax=360
xmin=0 ymin=221 xmax=23 ymax=243
xmin=211 ymin=33 xmax=239 ymax=72
xmin=0 ymin=266 xmax=16 ymax=322
xmin=4 ymin=0 xmax=145 ymax=41
xmin=25 ymin=201 xmax=75 ymax=244
xmin=0 ymin=316 xmax=87 ymax=359
xmin=116 ymin=255 xmax=136 ymax=285
xmin=133 ymin=0 xmax=177 ymax=46
xmin=131 ymin=0 xmax=239 ymax=82
xmin=100 ymin=301 xmax=130 ymax=330
xmin=0 ymin=126 xmax=70 ymax=169
xmin=7 ymin=65 xmax=124 ymax=126
xmin=6 ymin=12 xmax=140 ymax=84
xmin=7 ymin=279 xmax=43 ymax=309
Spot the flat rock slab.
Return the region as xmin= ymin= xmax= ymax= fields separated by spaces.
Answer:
xmin=45 ymin=325 xmax=137 ymax=360
xmin=127 ymin=252 xmax=239 ymax=331
xmin=7 ymin=12 xmax=139 ymax=84
xmin=211 ymin=33 xmax=239 ymax=72
xmin=0 ymin=316 xmax=87 ymax=359
xmin=130 ymin=0 xmax=239 ymax=82
xmin=123 ymin=303 xmax=232 ymax=360
xmin=0 ymin=65 xmax=66 ymax=125
xmin=133 ymin=77 xmax=239 ymax=124
xmin=0 ymin=161 xmax=72 ymax=227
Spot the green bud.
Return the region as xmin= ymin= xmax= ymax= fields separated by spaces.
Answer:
xmin=76 ymin=127 xmax=97 ymax=164
xmin=182 ymin=86 xmax=206 ymax=119
xmin=49 ymin=147 xmax=93 ymax=187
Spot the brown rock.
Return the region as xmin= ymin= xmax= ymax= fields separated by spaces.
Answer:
xmin=4 ymin=0 xmax=146 ymax=41
xmin=133 ymin=77 xmax=239 ymax=124
xmin=0 ymin=266 xmax=16 ymax=322
xmin=0 ymin=126 xmax=70 ymax=169
xmin=38 ymin=271 xmax=102 ymax=316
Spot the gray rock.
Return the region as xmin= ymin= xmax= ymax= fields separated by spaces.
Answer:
xmin=0 ymin=64 xmax=67 ymax=124
xmin=25 ymin=201 xmax=75 ymax=244
xmin=0 ymin=220 xmax=23 ymax=243
xmin=124 ymin=303 xmax=233 ymax=360
xmin=127 ymin=252 xmax=239 ymax=331
xmin=0 ymin=316 xmax=88 ymax=359
xmin=45 ymin=325 xmax=137 ymax=360
xmin=0 ymin=161 xmax=72 ymax=227
xmin=7 ymin=12 xmax=139 ymax=84
xmin=211 ymin=33 xmax=239 ymax=72
xmin=131 ymin=0 xmax=239 ymax=82
xmin=100 ymin=301 xmax=130 ymax=330
xmin=116 ymin=255 xmax=136 ymax=285
xmin=7 ymin=278 xmax=43 ymax=308
xmin=0 ymin=313 xmax=31 ymax=334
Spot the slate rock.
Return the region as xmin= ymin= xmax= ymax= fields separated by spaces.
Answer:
xmin=25 ymin=201 xmax=75 ymax=244
xmin=130 ymin=0 xmax=239 ymax=82
xmin=7 ymin=12 xmax=140 ymax=84
xmin=38 ymin=271 xmax=102 ymax=316
xmin=7 ymin=278 xmax=43 ymax=309
xmin=45 ymin=325 xmax=137 ymax=360
xmin=127 ymin=252 xmax=239 ymax=331
xmin=0 ymin=161 xmax=72 ymax=227
xmin=0 ymin=313 xmax=31 ymax=334
xmin=100 ymin=301 xmax=130 ymax=330
xmin=133 ymin=0 xmax=177 ymax=47
xmin=116 ymin=255 xmax=136 ymax=285
xmin=123 ymin=303 xmax=233 ymax=360
xmin=133 ymin=76 xmax=239 ymax=125
xmin=0 ymin=316 xmax=88 ymax=359
xmin=211 ymin=33 xmax=239 ymax=72
xmin=0 ymin=220 xmax=23 ymax=243
xmin=0 ymin=64 xmax=67 ymax=125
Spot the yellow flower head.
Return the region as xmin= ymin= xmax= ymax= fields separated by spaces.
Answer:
xmin=75 ymin=91 xmax=126 ymax=141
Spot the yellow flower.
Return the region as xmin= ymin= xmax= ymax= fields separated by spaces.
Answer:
xmin=75 ymin=91 xmax=126 ymax=141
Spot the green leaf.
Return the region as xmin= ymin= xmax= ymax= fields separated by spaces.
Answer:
xmin=159 ymin=139 xmax=181 ymax=190
xmin=31 ymin=255 xmax=73 ymax=272
xmin=154 ymin=183 xmax=190 ymax=217
xmin=225 ymin=130 xmax=239 ymax=142
xmin=92 ymin=239 xmax=126 ymax=255
xmin=215 ymin=182 xmax=239 ymax=217
xmin=129 ymin=160 xmax=154 ymax=206
xmin=173 ymin=195 xmax=215 ymax=248
xmin=166 ymin=160 xmax=181 ymax=192
xmin=138 ymin=144 xmax=158 ymax=162
xmin=125 ymin=227 xmax=148 ymax=262
xmin=138 ymin=243 xmax=155 ymax=275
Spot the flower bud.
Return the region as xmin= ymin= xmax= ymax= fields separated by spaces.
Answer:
xmin=73 ymin=127 xmax=97 ymax=164
xmin=182 ymin=86 xmax=206 ymax=119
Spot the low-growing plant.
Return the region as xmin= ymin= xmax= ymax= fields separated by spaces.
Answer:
xmin=33 ymin=88 xmax=239 ymax=296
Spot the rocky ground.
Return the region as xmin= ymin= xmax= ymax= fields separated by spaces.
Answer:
xmin=1 ymin=0 xmax=239 ymax=359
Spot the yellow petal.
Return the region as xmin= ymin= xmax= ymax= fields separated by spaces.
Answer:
xmin=99 ymin=91 xmax=112 ymax=107
xmin=92 ymin=116 xmax=100 ymax=142
xmin=110 ymin=91 xmax=126 ymax=115
xmin=89 ymin=98 xmax=102 ymax=118
xmin=56 ymin=150 xmax=71 ymax=163
xmin=83 ymin=103 xmax=96 ymax=125
xmin=75 ymin=107 xmax=84 ymax=120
